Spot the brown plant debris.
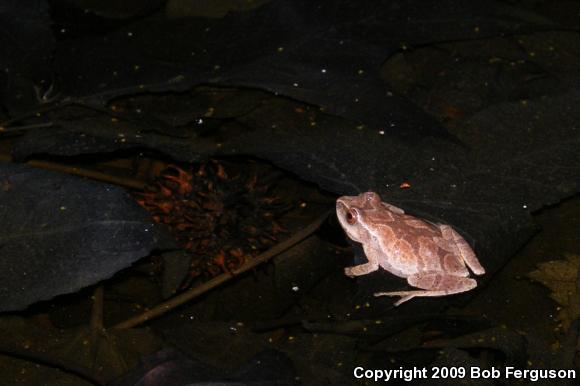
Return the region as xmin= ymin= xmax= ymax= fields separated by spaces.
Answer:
xmin=134 ymin=159 xmax=289 ymax=284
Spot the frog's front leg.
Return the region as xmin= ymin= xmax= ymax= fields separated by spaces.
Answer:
xmin=374 ymin=272 xmax=477 ymax=306
xmin=344 ymin=243 xmax=382 ymax=277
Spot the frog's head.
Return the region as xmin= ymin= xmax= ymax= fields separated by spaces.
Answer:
xmin=336 ymin=191 xmax=382 ymax=243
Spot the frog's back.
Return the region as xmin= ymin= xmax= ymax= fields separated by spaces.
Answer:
xmin=374 ymin=212 xmax=466 ymax=276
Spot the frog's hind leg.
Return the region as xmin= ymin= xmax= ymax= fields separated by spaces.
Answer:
xmin=374 ymin=273 xmax=477 ymax=306
xmin=438 ymin=224 xmax=485 ymax=275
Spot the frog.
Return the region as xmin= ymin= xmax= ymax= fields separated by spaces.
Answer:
xmin=336 ymin=191 xmax=485 ymax=306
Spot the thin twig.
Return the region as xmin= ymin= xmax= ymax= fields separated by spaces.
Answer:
xmin=89 ymin=285 xmax=104 ymax=372
xmin=113 ymin=210 xmax=331 ymax=329
xmin=0 ymin=155 xmax=146 ymax=190
xmin=90 ymin=286 xmax=104 ymax=332
xmin=0 ymin=122 xmax=54 ymax=132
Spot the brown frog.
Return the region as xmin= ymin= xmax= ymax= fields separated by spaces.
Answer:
xmin=336 ymin=191 xmax=485 ymax=306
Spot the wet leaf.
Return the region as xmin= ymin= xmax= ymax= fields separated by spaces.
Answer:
xmin=0 ymin=163 xmax=173 ymax=312
xmin=528 ymin=254 xmax=580 ymax=329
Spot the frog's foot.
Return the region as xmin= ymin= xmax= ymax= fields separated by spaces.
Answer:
xmin=374 ymin=288 xmax=474 ymax=306
xmin=374 ymin=272 xmax=477 ymax=306
xmin=374 ymin=291 xmax=428 ymax=306
xmin=344 ymin=261 xmax=379 ymax=277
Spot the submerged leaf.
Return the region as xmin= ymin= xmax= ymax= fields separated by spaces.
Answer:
xmin=0 ymin=316 xmax=162 ymax=385
xmin=528 ymin=254 xmax=580 ymax=329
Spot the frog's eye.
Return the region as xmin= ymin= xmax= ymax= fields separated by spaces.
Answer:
xmin=346 ymin=209 xmax=358 ymax=225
